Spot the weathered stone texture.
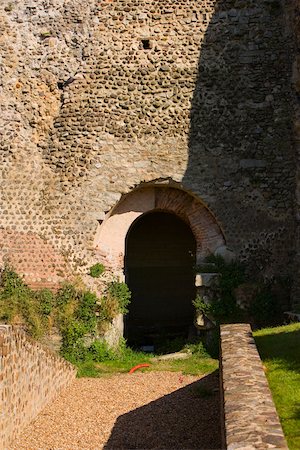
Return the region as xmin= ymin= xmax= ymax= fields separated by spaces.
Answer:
xmin=0 ymin=324 xmax=76 ymax=449
xmin=220 ymin=324 xmax=288 ymax=450
xmin=286 ymin=0 xmax=300 ymax=311
xmin=0 ymin=228 xmax=70 ymax=289
xmin=0 ymin=0 xmax=296 ymax=300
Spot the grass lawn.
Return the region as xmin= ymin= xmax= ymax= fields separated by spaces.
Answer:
xmin=74 ymin=339 xmax=219 ymax=377
xmin=254 ymin=323 xmax=300 ymax=450
xmin=77 ymin=353 xmax=219 ymax=377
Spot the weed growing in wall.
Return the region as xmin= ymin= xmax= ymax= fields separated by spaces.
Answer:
xmin=89 ymin=263 xmax=105 ymax=278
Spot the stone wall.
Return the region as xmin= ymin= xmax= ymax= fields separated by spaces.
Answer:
xmin=0 ymin=324 xmax=76 ymax=449
xmin=0 ymin=0 xmax=297 ymax=305
xmin=0 ymin=229 xmax=70 ymax=289
xmin=286 ymin=0 xmax=300 ymax=311
xmin=220 ymin=323 xmax=287 ymax=449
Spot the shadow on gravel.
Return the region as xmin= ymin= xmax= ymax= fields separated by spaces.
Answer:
xmin=104 ymin=370 xmax=222 ymax=450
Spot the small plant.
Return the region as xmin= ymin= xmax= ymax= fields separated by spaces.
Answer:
xmin=99 ymin=280 xmax=131 ymax=326
xmin=193 ymin=295 xmax=212 ymax=316
xmin=40 ymin=31 xmax=52 ymax=39
xmin=37 ymin=289 xmax=54 ymax=316
xmin=89 ymin=263 xmax=105 ymax=278
xmin=88 ymin=339 xmax=115 ymax=362
xmin=106 ymin=280 xmax=131 ymax=314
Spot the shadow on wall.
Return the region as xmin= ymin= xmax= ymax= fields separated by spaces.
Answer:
xmin=184 ymin=0 xmax=294 ymax=275
xmin=103 ymin=371 xmax=222 ymax=450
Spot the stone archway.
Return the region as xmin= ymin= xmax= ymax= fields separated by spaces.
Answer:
xmin=94 ymin=183 xmax=225 ymax=275
xmin=93 ymin=183 xmax=225 ymax=342
xmin=124 ymin=210 xmax=197 ymax=344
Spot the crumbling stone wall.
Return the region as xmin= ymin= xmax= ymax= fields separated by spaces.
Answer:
xmin=0 ymin=325 xmax=76 ymax=449
xmin=0 ymin=0 xmax=296 ymax=304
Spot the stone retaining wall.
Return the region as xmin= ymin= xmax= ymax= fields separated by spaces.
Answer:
xmin=220 ymin=323 xmax=287 ymax=449
xmin=0 ymin=324 xmax=76 ymax=449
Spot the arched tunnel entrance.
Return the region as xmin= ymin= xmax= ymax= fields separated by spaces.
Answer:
xmin=125 ymin=211 xmax=196 ymax=347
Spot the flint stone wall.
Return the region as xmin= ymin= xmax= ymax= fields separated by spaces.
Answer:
xmin=0 ymin=324 xmax=76 ymax=449
xmin=220 ymin=323 xmax=287 ymax=450
xmin=0 ymin=0 xmax=297 ymax=306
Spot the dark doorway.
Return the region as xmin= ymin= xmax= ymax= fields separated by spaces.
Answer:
xmin=125 ymin=211 xmax=196 ymax=346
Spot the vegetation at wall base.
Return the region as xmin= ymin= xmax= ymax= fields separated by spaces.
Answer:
xmin=194 ymin=255 xmax=288 ymax=328
xmin=0 ymin=266 xmax=131 ymax=361
xmin=254 ymin=323 xmax=300 ymax=450
xmin=73 ymin=336 xmax=219 ymax=378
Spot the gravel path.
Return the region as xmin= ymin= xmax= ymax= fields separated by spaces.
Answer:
xmin=12 ymin=371 xmax=221 ymax=449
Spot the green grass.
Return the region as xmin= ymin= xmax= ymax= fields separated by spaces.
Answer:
xmin=77 ymin=354 xmax=218 ymax=378
xmin=254 ymin=323 xmax=300 ymax=450
xmin=75 ymin=339 xmax=219 ymax=378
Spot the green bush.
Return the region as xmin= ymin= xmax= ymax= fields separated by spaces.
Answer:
xmin=89 ymin=263 xmax=105 ymax=278
xmin=0 ymin=267 xmax=131 ymax=364
xmin=88 ymin=340 xmax=115 ymax=361
xmin=193 ymin=256 xmax=245 ymax=323
xmin=37 ymin=289 xmax=54 ymax=316
xmin=105 ymin=281 xmax=131 ymax=314
xmin=0 ymin=267 xmax=50 ymax=338
xmin=98 ymin=280 xmax=131 ymax=327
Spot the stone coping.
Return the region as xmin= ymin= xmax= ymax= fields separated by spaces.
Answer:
xmin=220 ymin=323 xmax=288 ymax=450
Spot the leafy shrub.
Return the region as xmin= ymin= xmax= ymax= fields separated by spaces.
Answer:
xmin=88 ymin=339 xmax=115 ymax=361
xmin=0 ymin=267 xmax=132 ymax=363
xmin=106 ymin=281 xmax=131 ymax=314
xmin=98 ymin=280 xmax=131 ymax=327
xmin=89 ymin=263 xmax=105 ymax=278
xmin=0 ymin=267 xmax=50 ymax=338
xmin=76 ymin=291 xmax=97 ymax=328
xmin=195 ymin=255 xmax=245 ymax=323
xmin=60 ymin=320 xmax=88 ymax=361
xmin=37 ymin=289 xmax=54 ymax=316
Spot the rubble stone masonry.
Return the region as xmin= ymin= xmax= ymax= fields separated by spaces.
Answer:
xmin=0 ymin=325 xmax=76 ymax=449
xmin=220 ymin=324 xmax=288 ymax=449
xmin=0 ymin=0 xmax=298 ymax=306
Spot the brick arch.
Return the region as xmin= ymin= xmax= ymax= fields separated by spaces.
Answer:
xmin=94 ymin=185 xmax=225 ymax=273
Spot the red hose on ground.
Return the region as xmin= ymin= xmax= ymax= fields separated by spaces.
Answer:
xmin=129 ymin=363 xmax=150 ymax=374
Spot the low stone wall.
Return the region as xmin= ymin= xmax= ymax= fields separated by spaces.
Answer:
xmin=220 ymin=323 xmax=288 ymax=450
xmin=0 ymin=324 xmax=76 ymax=449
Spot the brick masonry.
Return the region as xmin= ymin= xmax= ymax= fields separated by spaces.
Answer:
xmin=0 ymin=0 xmax=298 ymax=307
xmin=0 ymin=325 xmax=76 ymax=449
xmin=220 ymin=324 xmax=288 ymax=450
xmin=0 ymin=228 xmax=70 ymax=289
